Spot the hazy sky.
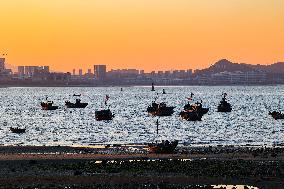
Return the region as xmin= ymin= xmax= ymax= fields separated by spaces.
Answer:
xmin=1 ymin=0 xmax=284 ymax=72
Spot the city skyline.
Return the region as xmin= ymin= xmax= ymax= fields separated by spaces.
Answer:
xmin=1 ymin=0 xmax=284 ymax=72
xmin=2 ymin=57 xmax=284 ymax=74
xmin=4 ymin=58 xmax=283 ymax=86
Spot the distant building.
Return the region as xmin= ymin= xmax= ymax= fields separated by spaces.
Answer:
xmin=79 ymin=69 xmax=83 ymax=77
xmin=164 ymin=71 xmax=171 ymax=77
xmin=19 ymin=66 xmax=50 ymax=77
xmin=43 ymin=66 xmax=49 ymax=73
xmin=187 ymin=69 xmax=193 ymax=77
xmin=83 ymin=69 xmax=94 ymax=78
xmin=157 ymin=71 xmax=163 ymax=76
xmin=107 ymin=69 xmax=140 ymax=79
xmin=0 ymin=58 xmax=5 ymax=71
xmin=18 ymin=66 xmax=25 ymax=77
xmin=211 ymin=71 xmax=267 ymax=84
xmin=94 ymin=65 xmax=106 ymax=80
xmin=72 ymin=69 xmax=76 ymax=76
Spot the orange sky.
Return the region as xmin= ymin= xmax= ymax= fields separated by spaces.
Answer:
xmin=1 ymin=0 xmax=284 ymax=72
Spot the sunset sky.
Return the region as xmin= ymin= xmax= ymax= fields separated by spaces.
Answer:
xmin=0 ymin=0 xmax=284 ymax=72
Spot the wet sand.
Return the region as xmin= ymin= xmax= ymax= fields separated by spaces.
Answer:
xmin=0 ymin=145 xmax=283 ymax=189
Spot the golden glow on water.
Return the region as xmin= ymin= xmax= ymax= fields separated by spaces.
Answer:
xmin=213 ymin=185 xmax=259 ymax=189
xmin=1 ymin=86 xmax=284 ymax=146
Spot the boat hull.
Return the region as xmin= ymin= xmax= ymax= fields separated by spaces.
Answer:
xmin=148 ymin=140 xmax=178 ymax=154
xmin=41 ymin=106 xmax=59 ymax=110
xmin=65 ymin=102 xmax=88 ymax=108
xmin=269 ymin=111 xmax=284 ymax=120
xmin=41 ymin=101 xmax=59 ymax=110
xmin=217 ymin=101 xmax=232 ymax=112
xmin=184 ymin=104 xmax=209 ymax=115
xmin=217 ymin=105 xmax=232 ymax=112
xmin=10 ymin=127 xmax=26 ymax=133
xmin=147 ymin=107 xmax=175 ymax=116
xmin=95 ymin=110 xmax=114 ymax=121
xmin=180 ymin=111 xmax=202 ymax=121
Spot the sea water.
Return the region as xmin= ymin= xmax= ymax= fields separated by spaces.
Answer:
xmin=0 ymin=86 xmax=283 ymax=146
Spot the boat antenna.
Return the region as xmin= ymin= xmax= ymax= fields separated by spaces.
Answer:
xmin=154 ymin=94 xmax=158 ymax=102
xmin=156 ymin=119 xmax=159 ymax=135
xmin=187 ymin=92 xmax=194 ymax=101
xmin=105 ymin=95 xmax=110 ymax=107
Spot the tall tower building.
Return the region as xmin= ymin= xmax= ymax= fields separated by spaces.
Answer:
xmin=18 ymin=66 xmax=25 ymax=76
xmin=94 ymin=65 xmax=106 ymax=80
xmin=0 ymin=58 xmax=5 ymax=71
xmin=79 ymin=69 xmax=83 ymax=77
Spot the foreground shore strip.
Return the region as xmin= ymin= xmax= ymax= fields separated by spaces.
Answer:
xmin=0 ymin=145 xmax=283 ymax=189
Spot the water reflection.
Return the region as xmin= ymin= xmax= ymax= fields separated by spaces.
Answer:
xmin=0 ymin=86 xmax=283 ymax=146
xmin=213 ymin=185 xmax=258 ymax=189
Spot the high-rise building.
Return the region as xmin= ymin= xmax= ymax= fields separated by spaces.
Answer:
xmin=19 ymin=66 xmax=50 ymax=77
xmin=0 ymin=58 xmax=5 ymax=71
xmin=186 ymin=69 xmax=193 ymax=77
xmin=94 ymin=65 xmax=106 ymax=80
xmin=24 ymin=66 xmax=37 ymax=76
xmin=72 ymin=69 xmax=76 ymax=76
xmin=43 ymin=66 xmax=50 ymax=73
xmin=18 ymin=66 xmax=25 ymax=77
xmin=79 ymin=69 xmax=83 ymax=76
xmin=87 ymin=69 xmax=92 ymax=74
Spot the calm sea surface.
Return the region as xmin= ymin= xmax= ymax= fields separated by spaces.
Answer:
xmin=0 ymin=86 xmax=283 ymax=146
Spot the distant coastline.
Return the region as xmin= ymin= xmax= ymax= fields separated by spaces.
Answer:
xmin=1 ymin=59 xmax=284 ymax=87
xmin=0 ymin=83 xmax=283 ymax=88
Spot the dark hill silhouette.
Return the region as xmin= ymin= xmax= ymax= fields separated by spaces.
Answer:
xmin=196 ymin=59 xmax=284 ymax=75
xmin=196 ymin=59 xmax=255 ymax=75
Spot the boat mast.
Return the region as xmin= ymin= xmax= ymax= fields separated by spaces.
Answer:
xmin=151 ymin=82 xmax=155 ymax=91
xmin=156 ymin=119 xmax=159 ymax=135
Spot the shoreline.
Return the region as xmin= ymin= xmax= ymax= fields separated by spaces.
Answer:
xmin=0 ymin=145 xmax=283 ymax=188
xmin=0 ymin=83 xmax=283 ymax=88
xmin=0 ymin=144 xmax=283 ymax=159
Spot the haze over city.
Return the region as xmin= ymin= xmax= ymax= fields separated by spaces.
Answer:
xmin=1 ymin=0 xmax=284 ymax=72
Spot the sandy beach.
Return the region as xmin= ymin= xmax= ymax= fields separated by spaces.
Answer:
xmin=0 ymin=145 xmax=282 ymax=189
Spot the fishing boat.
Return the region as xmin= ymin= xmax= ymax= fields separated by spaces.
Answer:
xmin=148 ymin=140 xmax=178 ymax=153
xmin=148 ymin=120 xmax=178 ymax=154
xmin=183 ymin=101 xmax=209 ymax=115
xmin=10 ymin=127 xmax=26 ymax=134
xmin=180 ymin=93 xmax=208 ymax=121
xmin=147 ymin=102 xmax=175 ymax=116
xmin=183 ymin=93 xmax=209 ymax=115
xmin=180 ymin=110 xmax=202 ymax=121
xmin=95 ymin=109 xmax=114 ymax=121
xmin=95 ymin=95 xmax=114 ymax=121
xmin=217 ymin=93 xmax=232 ymax=112
xmin=269 ymin=111 xmax=284 ymax=120
xmin=41 ymin=98 xmax=58 ymax=110
xmin=65 ymin=99 xmax=88 ymax=108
